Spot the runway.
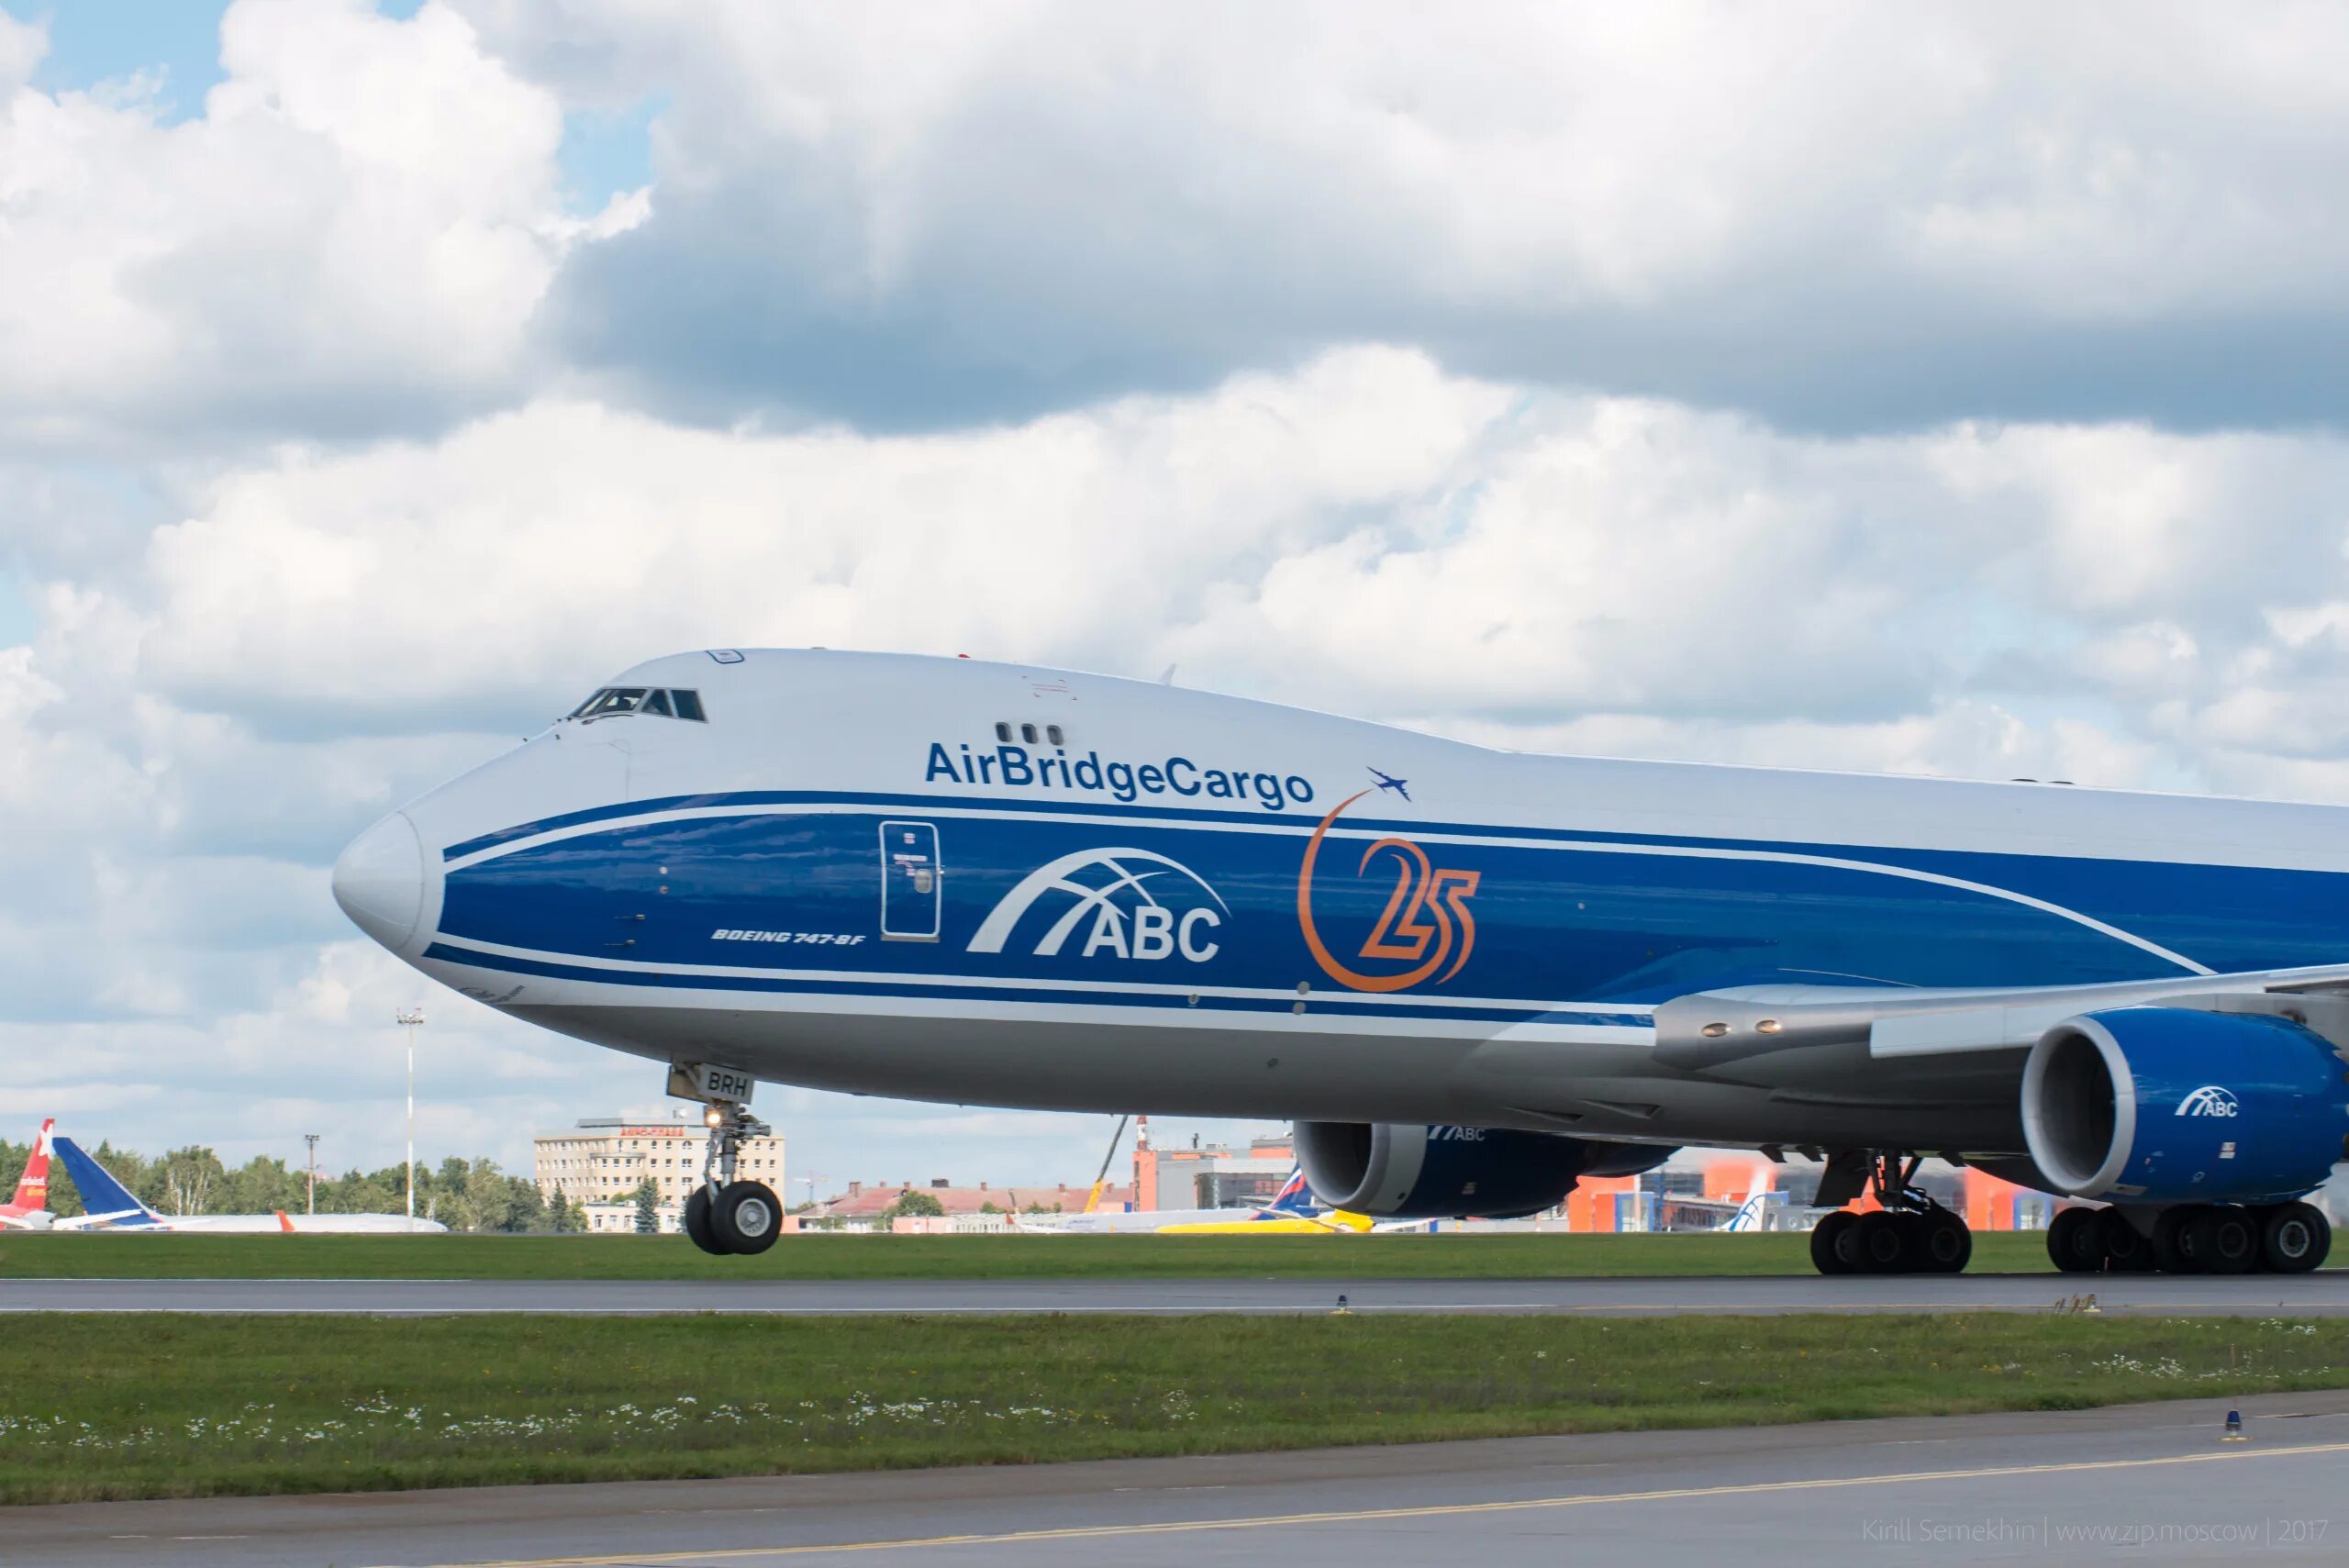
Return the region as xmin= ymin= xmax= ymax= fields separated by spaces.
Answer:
xmin=17 ymin=1390 xmax=2349 ymax=1566
xmin=3 ymin=1271 xmax=2346 ymax=1315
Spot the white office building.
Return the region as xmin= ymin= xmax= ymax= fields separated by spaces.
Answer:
xmin=534 ymin=1115 xmax=785 ymax=1233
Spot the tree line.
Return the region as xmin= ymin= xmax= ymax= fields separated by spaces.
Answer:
xmin=0 ymin=1136 xmax=587 ymax=1234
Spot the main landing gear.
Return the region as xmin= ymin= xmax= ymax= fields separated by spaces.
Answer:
xmin=681 ymin=1096 xmax=782 ymax=1257
xmin=2049 ymin=1201 xmax=2332 ymax=1275
xmin=1808 ymin=1151 xmax=1974 ymax=1275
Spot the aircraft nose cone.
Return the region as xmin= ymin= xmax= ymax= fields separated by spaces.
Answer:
xmin=332 ymin=812 xmax=426 ymax=951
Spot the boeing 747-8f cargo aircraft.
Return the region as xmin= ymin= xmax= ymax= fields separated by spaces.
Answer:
xmin=333 ymin=651 xmax=2349 ymax=1273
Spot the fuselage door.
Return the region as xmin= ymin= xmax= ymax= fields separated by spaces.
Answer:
xmin=879 ymin=821 xmax=942 ymax=942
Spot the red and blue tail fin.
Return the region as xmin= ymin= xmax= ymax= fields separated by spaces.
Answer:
xmin=1262 ymin=1165 xmax=1317 ymax=1216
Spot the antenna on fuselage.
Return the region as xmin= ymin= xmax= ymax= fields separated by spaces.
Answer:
xmin=1159 ymin=664 xmax=1177 ymax=685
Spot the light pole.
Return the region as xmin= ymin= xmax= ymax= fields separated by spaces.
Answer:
xmin=304 ymin=1133 xmax=320 ymax=1216
xmin=395 ymin=1007 xmax=426 ymax=1229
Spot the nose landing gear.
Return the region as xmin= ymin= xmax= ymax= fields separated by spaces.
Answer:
xmin=681 ymin=1093 xmax=780 ymax=1257
xmin=1807 ymin=1151 xmax=1974 ymax=1274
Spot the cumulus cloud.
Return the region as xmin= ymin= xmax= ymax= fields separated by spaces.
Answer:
xmin=0 ymin=0 xmax=585 ymax=449
xmin=0 ymin=12 xmax=41 ymax=95
xmin=447 ymin=0 xmax=2349 ymax=429
xmin=132 ymin=347 xmax=1503 ymax=731
xmin=118 ymin=346 xmax=2349 ymax=752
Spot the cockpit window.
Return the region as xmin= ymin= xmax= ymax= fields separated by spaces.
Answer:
xmin=566 ymin=687 xmax=709 ymax=723
xmin=584 ymin=687 xmax=650 ymax=719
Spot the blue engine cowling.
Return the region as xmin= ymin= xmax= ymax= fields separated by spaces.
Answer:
xmin=2021 ymin=1006 xmax=2349 ymax=1205
xmin=1294 ymin=1121 xmax=1673 ymax=1218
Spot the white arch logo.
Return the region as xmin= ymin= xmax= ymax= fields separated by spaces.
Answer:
xmin=968 ymin=849 xmax=1228 ymax=962
xmin=2176 ymin=1085 xmax=2240 ymax=1118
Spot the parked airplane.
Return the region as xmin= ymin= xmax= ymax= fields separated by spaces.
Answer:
xmin=334 ymin=649 xmax=2349 ymax=1273
xmin=50 ymin=1138 xmax=451 ymax=1233
xmin=1158 ymin=1168 xmax=1382 ymax=1234
xmin=0 ymin=1118 xmax=55 ymax=1230
xmin=1051 ymin=1165 xmax=1346 ymax=1233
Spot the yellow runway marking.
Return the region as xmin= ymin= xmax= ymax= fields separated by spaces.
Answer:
xmin=416 ymin=1439 xmax=2349 ymax=1566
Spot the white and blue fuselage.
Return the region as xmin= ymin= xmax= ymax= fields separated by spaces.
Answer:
xmin=333 ymin=650 xmax=2349 ymax=1164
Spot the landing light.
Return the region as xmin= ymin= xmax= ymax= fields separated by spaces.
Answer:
xmin=1701 ymin=1022 xmax=1730 ymax=1038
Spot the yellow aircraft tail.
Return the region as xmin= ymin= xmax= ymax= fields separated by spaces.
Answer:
xmin=1158 ymin=1208 xmax=1376 ymax=1235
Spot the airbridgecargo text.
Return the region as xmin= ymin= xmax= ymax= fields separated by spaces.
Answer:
xmin=925 ymin=741 xmax=1313 ymax=812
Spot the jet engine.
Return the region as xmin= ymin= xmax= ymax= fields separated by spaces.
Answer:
xmin=2021 ymin=1006 xmax=2349 ymax=1206
xmin=1294 ymin=1121 xmax=1673 ymax=1219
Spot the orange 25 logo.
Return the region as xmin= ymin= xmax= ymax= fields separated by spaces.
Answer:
xmin=1296 ymin=791 xmax=1480 ymax=993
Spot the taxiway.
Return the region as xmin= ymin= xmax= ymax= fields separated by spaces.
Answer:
xmin=16 ymin=1390 xmax=2349 ymax=1566
xmin=2 ymin=1271 xmax=2344 ymax=1316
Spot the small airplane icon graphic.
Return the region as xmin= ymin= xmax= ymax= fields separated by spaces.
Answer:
xmin=1367 ymin=767 xmax=1410 ymax=802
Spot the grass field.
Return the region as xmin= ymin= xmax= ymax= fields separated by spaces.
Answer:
xmin=3 ymin=1312 xmax=2341 ymax=1505
xmin=0 ymin=1229 xmax=2078 ymax=1280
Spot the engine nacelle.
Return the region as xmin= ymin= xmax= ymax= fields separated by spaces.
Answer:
xmin=2021 ymin=1006 xmax=2349 ymax=1205
xmin=1294 ymin=1121 xmax=1673 ymax=1219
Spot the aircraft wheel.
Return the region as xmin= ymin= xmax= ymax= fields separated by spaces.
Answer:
xmin=1809 ymin=1210 xmax=1858 ymax=1275
xmin=1854 ymin=1209 xmax=1913 ymax=1273
xmin=683 ymin=1184 xmax=724 ymax=1255
xmin=1918 ymin=1209 xmax=1973 ymax=1273
xmin=711 ymin=1180 xmax=784 ymax=1256
xmin=2261 ymin=1202 xmax=2332 ymax=1274
xmin=2150 ymin=1206 xmax=2198 ymax=1273
xmin=2099 ymin=1210 xmax=2155 ymax=1273
xmin=2188 ymin=1207 xmax=2259 ymax=1274
xmin=2047 ymin=1206 xmax=2104 ymax=1273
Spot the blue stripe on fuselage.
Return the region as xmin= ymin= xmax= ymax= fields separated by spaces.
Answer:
xmin=430 ymin=795 xmax=2349 ymax=1007
xmin=419 ymin=940 xmax=1643 ymax=1024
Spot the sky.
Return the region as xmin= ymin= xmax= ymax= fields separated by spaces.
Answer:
xmin=6 ymin=1 xmax=2349 ymax=1195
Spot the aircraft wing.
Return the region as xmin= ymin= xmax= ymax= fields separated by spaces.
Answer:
xmin=1650 ymin=960 xmax=2349 ymax=1072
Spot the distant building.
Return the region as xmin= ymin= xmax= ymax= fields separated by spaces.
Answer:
xmin=803 ymin=1177 xmax=1132 ymax=1226
xmin=1566 ymin=1157 xmax=2050 ymax=1233
xmin=534 ymin=1116 xmax=786 ymax=1234
xmin=580 ymin=1199 xmax=680 ymax=1235
xmin=1130 ymin=1118 xmax=1293 ymax=1210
